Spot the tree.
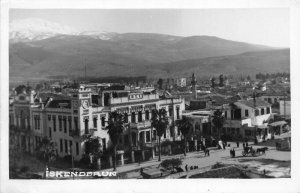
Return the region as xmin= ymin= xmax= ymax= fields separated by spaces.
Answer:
xmin=160 ymin=158 xmax=182 ymax=172
xmin=212 ymin=109 xmax=225 ymax=138
xmin=151 ymin=109 xmax=169 ymax=161
xmin=247 ymin=75 xmax=251 ymax=81
xmin=15 ymin=85 xmax=27 ymax=94
xmin=35 ymin=83 xmax=43 ymax=91
xmin=37 ymin=137 xmax=57 ymax=178
xmin=176 ymin=116 xmax=193 ymax=156
xmin=84 ymin=136 xmax=103 ymax=169
xmin=219 ymin=74 xmax=224 ymax=87
xmin=157 ymin=78 xmax=164 ymax=90
xmin=106 ymin=111 xmax=125 ymax=171
xmin=211 ymin=77 xmax=216 ymax=88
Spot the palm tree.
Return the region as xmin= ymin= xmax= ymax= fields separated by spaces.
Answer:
xmin=212 ymin=109 xmax=225 ymax=139
xmin=176 ymin=116 xmax=193 ymax=156
xmin=84 ymin=136 xmax=103 ymax=169
xmin=37 ymin=137 xmax=57 ymax=178
xmin=151 ymin=109 xmax=169 ymax=161
xmin=106 ymin=111 xmax=125 ymax=171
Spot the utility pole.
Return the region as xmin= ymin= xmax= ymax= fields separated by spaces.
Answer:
xmin=171 ymin=97 xmax=175 ymax=142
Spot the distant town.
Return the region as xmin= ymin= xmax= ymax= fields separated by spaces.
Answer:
xmin=9 ymin=72 xmax=291 ymax=179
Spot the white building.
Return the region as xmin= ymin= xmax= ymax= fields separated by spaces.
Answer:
xmin=9 ymin=85 xmax=185 ymax=165
xmin=222 ymin=99 xmax=273 ymax=141
xmin=279 ymin=99 xmax=291 ymax=117
xmin=176 ymin=78 xmax=187 ymax=87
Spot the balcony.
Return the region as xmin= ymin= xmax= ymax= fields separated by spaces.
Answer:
xmin=129 ymin=120 xmax=151 ymax=129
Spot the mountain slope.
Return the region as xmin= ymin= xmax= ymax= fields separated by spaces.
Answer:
xmin=154 ymin=49 xmax=290 ymax=78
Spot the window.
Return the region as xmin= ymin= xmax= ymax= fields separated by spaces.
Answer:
xmin=27 ymin=117 xmax=30 ymax=130
xmin=255 ymin=109 xmax=259 ymax=116
xmin=261 ymin=108 xmax=265 ymax=115
xmin=52 ymin=115 xmax=56 ymax=132
xmin=65 ymin=140 xmax=68 ymax=154
xmin=58 ymin=116 xmax=62 ymax=131
xmin=145 ymin=110 xmax=149 ymax=120
xmin=267 ymin=107 xmax=270 ymax=114
xmin=146 ymin=131 xmax=151 ymax=142
xmin=124 ymin=113 xmax=128 ymax=123
xmin=69 ymin=140 xmax=73 ymax=154
xmin=245 ymin=109 xmax=249 ymax=117
xmin=60 ymin=139 xmax=63 ymax=152
xmin=49 ymin=127 xmax=52 ymax=138
xmin=74 ymin=117 xmax=78 ymax=131
xmin=76 ymin=142 xmax=79 ymax=155
xmin=101 ymin=117 xmax=106 ymax=127
xmin=225 ymin=111 xmax=227 ymax=119
xmin=176 ymin=106 xmax=180 ymax=120
xmin=84 ymin=118 xmax=89 ymax=134
xmin=164 ymin=129 xmax=166 ymax=138
xmin=131 ymin=112 xmax=136 ymax=123
xmin=169 ymin=106 xmax=173 ymax=117
xmin=138 ymin=111 xmax=142 ymax=122
xmin=153 ymin=130 xmax=157 ymax=140
xmin=93 ymin=116 xmax=97 ymax=128
xmin=68 ymin=117 xmax=72 ymax=134
xmin=63 ymin=117 xmax=67 ymax=133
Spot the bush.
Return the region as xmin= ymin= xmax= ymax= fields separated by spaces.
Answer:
xmin=79 ymin=155 xmax=90 ymax=165
xmin=63 ymin=155 xmax=72 ymax=163
xmin=20 ymin=166 xmax=29 ymax=173
xmin=160 ymin=158 xmax=182 ymax=172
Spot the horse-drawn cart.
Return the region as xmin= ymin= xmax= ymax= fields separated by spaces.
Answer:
xmin=242 ymin=147 xmax=256 ymax=157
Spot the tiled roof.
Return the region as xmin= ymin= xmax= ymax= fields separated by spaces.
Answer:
xmin=237 ymin=99 xmax=271 ymax=108
xmin=47 ymin=100 xmax=71 ymax=109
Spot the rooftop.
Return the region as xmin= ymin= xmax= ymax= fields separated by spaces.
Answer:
xmin=237 ymin=99 xmax=271 ymax=108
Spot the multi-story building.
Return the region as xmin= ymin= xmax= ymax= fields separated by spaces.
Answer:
xmin=222 ymin=99 xmax=273 ymax=141
xmin=9 ymin=85 xmax=185 ymax=164
xmin=176 ymin=78 xmax=187 ymax=87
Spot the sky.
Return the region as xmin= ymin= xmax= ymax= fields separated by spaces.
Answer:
xmin=10 ymin=9 xmax=289 ymax=47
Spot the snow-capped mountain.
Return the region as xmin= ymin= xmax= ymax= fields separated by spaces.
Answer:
xmin=78 ymin=31 xmax=118 ymax=40
xmin=10 ymin=18 xmax=78 ymax=42
xmin=9 ymin=18 xmax=117 ymax=42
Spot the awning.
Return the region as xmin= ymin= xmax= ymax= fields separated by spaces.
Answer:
xmin=269 ymin=121 xmax=287 ymax=127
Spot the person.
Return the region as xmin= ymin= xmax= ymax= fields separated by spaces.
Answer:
xmin=236 ymin=141 xmax=239 ymax=148
xmin=246 ymin=141 xmax=249 ymax=147
xmin=232 ymin=148 xmax=235 ymax=158
xmin=140 ymin=167 xmax=144 ymax=174
xmin=223 ymin=142 xmax=226 ymax=149
xmin=185 ymin=164 xmax=188 ymax=172
xmin=242 ymin=142 xmax=245 ymax=149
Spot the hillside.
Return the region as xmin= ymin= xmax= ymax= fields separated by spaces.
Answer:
xmin=9 ymin=33 xmax=279 ymax=81
xmin=154 ymin=49 xmax=290 ymax=78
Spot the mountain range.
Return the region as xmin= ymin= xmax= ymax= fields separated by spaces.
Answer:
xmin=9 ymin=18 xmax=290 ymax=82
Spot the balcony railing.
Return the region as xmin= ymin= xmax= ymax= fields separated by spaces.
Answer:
xmin=129 ymin=120 xmax=151 ymax=129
